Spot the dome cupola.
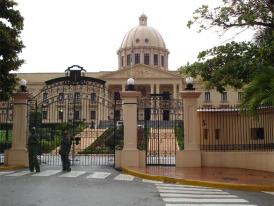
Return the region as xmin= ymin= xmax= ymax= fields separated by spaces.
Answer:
xmin=117 ymin=14 xmax=169 ymax=70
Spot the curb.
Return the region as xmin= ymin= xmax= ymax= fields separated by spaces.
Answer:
xmin=121 ymin=167 xmax=274 ymax=192
xmin=0 ymin=165 xmax=26 ymax=171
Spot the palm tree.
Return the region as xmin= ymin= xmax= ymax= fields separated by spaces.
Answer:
xmin=241 ymin=65 xmax=274 ymax=115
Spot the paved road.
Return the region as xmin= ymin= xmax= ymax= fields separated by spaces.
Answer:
xmin=0 ymin=166 xmax=273 ymax=206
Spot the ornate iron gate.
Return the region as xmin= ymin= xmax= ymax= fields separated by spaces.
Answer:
xmin=0 ymin=101 xmax=13 ymax=164
xmin=138 ymin=94 xmax=183 ymax=166
xmin=28 ymin=66 xmax=122 ymax=166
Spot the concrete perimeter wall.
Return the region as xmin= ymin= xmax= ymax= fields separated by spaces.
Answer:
xmin=202 ymin=152 xmax=274 ymax=172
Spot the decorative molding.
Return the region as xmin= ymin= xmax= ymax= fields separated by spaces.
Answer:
xmin=101 ymin=65 xmax=181 ymax=79
xmin=181 ymin=91 xmax=202 ymax=98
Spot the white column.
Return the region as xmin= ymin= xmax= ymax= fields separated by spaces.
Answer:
xmin=150 ymin=84 xmax=154 ymax=95
xmin=173 ymin=84 xmax=177 ymax=99
xmin=122 ymin=84 xmax=126 ymax=92
xmin=156 ymin=84 xmax=160 ymax=94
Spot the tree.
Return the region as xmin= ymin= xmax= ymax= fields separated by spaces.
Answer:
xmin=0 ymin=0 xmax=24 ymax=101
xmin=181 ymin=0 xmax=274 ymax=113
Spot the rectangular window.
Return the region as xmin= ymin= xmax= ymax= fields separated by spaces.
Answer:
xmin=68 ymin=93 xmax=73 ymax=100
xmin=91 ymin=92 xmax=96 ymax=102
xmin=221 ymin=92 xmax=227 ymax=102
xmin=251 ymin=128 xmax=264 ymax=140
xmin=144 ymin=53 xmax=149 ymax=65
xmin=58 ymin=110 xmax=64 ymax=120
xmin=114 ymin=92 xmax=121 ymax=100
xmin=75 ymin=92 xmax=80 ymax=100
xmin=74 ymin=110 xmax=80 ymax=120
xmin=144 ymin=108 xmax=151 ymax=120
xmin=154 ymin=54 xmax=158 ymax=66
xmin=126 ymin=54 xmax=131 ymax=66
xmin=204 ymin=92 xmax=210 ymax=102
xmin=135 ymin=53 xmax=140 ymax=64
xmin=90 ymin=111 xmax=96 ymax=120
xmin=42 ymin=111 xmax=47 ymax=120
xmin=114 ymin=110 xmax=120 ymax=121
xmin=58 ymin=93 xmax=64 ymax=101
xmin=161 ymin=56 xmax=164 ymax=67
xmin=162 ymin=92 xmax=170 ymax=100
xmin=238 ymin=92 xmax=243 ymax=101
xmin=121 ymin=56 xmax=124 ymax=66
xmin=203 ymin=129 xmax=208 ymax=140
xmin=43 ymin=93 xmax=48 ymax=102
xmin=163 ymin=110 xmax=170 ymax=121
xmin=215 ymin=129 xmax=220 ymax=140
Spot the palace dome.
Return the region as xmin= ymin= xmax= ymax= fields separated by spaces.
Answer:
xmin=120 ymin=14 xmax=167 ymax=49
xmin=117 ymin=14 xmax=169 ymax=70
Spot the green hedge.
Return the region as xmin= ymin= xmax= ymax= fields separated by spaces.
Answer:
xmin=175 ymin=126 xmax=184 ymax=150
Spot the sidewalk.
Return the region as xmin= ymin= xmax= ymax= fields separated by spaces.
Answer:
xmin=122 ymin=166 xmax=274 ymax=192
xmin=0 ymin=165 xmax=26 ymax=171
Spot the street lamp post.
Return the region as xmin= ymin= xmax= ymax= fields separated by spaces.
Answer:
xmin=19 ymin=79 xmax=27 ymax=92
xmin=185 ymin=77 xmax=195 ymax=90
xmin=126 ymin=78 xmax=135 ymax=91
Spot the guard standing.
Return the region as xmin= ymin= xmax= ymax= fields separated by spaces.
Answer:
xmin=59 ymin=129 xmax=72 ymax=172
xmin=28 ymin=127 xmax=40 ymax=172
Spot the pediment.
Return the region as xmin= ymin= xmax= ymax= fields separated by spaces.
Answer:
xmin=100 ymin=65 xmax=181 ymax=79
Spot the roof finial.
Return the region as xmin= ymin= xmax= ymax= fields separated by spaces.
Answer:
xmin=139 ymin=14 xmax=147 ymax=26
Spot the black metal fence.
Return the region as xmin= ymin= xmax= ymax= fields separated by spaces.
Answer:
xmin=199 ymin=105 xmax=274 ymax=151
xmin=0 ymin=101 xmax=13 ymax=164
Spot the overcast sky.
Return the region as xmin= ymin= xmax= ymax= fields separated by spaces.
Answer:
xmin=16 ymin=0 xmax=253 ymax=73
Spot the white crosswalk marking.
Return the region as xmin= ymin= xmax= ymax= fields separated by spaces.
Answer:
xmin=59 ymin=171 xmax=86 ymax=178
xmin=0 ymin=171 xmax=15 ymax=176
xmin=163 ymin=198 xmax=249 ymax=203
xmin=142 ymin=179 xmax=163 ymax=184
xmin=6 ymin=171 xmax=32 ymax=176
xmin=156 ymin=183 xmax=210 ymax=188
xmin=32 ymin=170 xmax=60 ymax=177
xmin=158 ymin=189 xmax=229 ymax=194
xmin=157 ymin=186 xmax=222 ymax=191
xmin=160 ymin=193 xmax=238 ymax=198
xmin=114 ymin=174 xmax=134 ymax=181
xmin=156 ymin=183 xmax=256 ymax=206
xmin=86 ymin=172 xmax=111 ymax=179
xmin=165 ymin=204 xmax=258 ymax=206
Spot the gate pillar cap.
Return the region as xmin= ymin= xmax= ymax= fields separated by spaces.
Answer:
xmin=121 ymin=91 xmax=141 ymax=98
xmin=12 ymin=92 xmax=30 ymax=100
xmin=180 ymin=91 xmax=201 ymax=99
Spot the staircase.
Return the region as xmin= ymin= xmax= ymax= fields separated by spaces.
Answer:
xmin=52 ymin=128 xmax=106 ymax=155
xmin=148 ymin=129 xmax=179 ymax=154
xmin=74 ymin=128 xmax=106 ymax=154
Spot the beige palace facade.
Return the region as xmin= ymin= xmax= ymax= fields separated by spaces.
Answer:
xmin=16 ymin=14 xmax=241 ymax=107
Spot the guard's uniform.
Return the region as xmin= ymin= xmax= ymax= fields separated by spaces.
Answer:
xmin=59 ymin=134 xmax=72 ymax=171
xmin=28 ymin=131 xmax=40 ymax=172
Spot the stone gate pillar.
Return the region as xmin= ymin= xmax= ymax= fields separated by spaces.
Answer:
xmin=176 ymin=90 xmax=202 ymax=167
xmin=115 ymin=91 xmax=145 ymax=168
xmin=5 ymin=92 xmax=29 ymax=166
